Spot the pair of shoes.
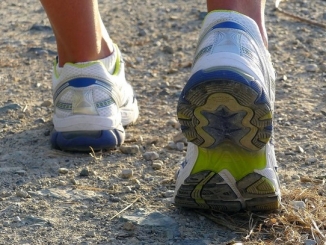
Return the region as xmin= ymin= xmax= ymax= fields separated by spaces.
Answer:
xmin=50 ymin=11 xmax=280 ymax=211
xmin=51 ymin=44 xmax=139 ymax=151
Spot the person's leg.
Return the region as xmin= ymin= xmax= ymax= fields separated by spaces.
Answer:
xmin=40 ymin=0 xmax=113 ymax=66
xmin=40 ymin=0 xmax=139 ymax=151
xmin=174 ymin=0 xmax=280 ymax=212
xmin=207 ymin=0 xmax=268 ymax=47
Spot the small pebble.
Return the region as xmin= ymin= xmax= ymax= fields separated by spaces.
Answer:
xmin=198 ymin=11 xmax=207 ymax=20
xmin=284 ymin=121 xmax=291 ymax=126
xmin=304 ymin=239 xmax=316 ymax=245
xmin=120 ymin=145 xmax=140 ymax=154
xmin=135 ymin=57 xmax=143 ymax=63
xmin=318 ymin=163 xmax=325 ymax=168
xmin=176 ymin=142 xmax=185 ymax=151
xmin=34 ymin=118 xmax=45 ymax=124
xmin=291 ymin=174 xmax=300 ymax=180
xmin=58 ymin=168 xmax=69 ymax=174
xmin=13 ymin=216 xmax=21 ymax=222
xmin=321 ymin=110 xmax=326 ymax=116
xmin=16 ymin=190 xmax=30 ymax=198
xmin=123 ymin=186 xmax=132 ymax=193
xmin=123 ymin=221 xmax=135 ymax=231
xmin=132 ymin=178 xmax=141 ymax=186
xmin=162 ymin=190 xmax=174 ymax=198
xmin=152 ymin=160 xmax=163 ymax=170
xmin=70 ymin=178 xmax=78 ymax=185
xmin=137 ymin=135 xmax=143 ymax=143
xmin=121 ymin=169 xmax=133 ymax=179
xmin=169 ymin=15 xmax=179 ymax=20
xmin=291 ymin=200 xmax=306 ymax=210
xmin=3 ymin=221 xmax=10 ymax=227
xmin=30 ymin=24 xmax=52 ymax=31
xmin=295 ymin=146 xmax=304 ymax=153
xmin=15 ymin=170 xmax=26 ymax=176
xmin=166 ymin=119 xmax=179 ymax=128
xmin=306 ymin=158 xmax=317 ymax=164
xmin=138 ymin=28 xmax=147 ymax=37
xmin=305 ymin=64 xmax=318 ymax=72
xmin=163 ymin=45 xmax=174 ymax=54
xmin=58 ymin=180 xmax=66 ymax=186
xmin=0 ymin=191 xmax=12 ymax=198
xmin=143 ymin=151 xmax=159 ymax=161
xmin=110 ymin=196 xmax=121 ymax=203
xmin=0 ymin=103 xmax=21 ymax=113
xmin=41 ymin=100 xmax=52 ymax=107
xmin=320 ymin=63 xmax=326 ymax=72
xmin=85 ymin=230 xmax=96 ymax=237
xmin=281 ymin=75 xmax=288 ymax=81
xmin=173 ymin=132 xmax=187 ymax=143
xmin=167 ymin=141 xmax=176 ymax=150
xmin=80 ymin=168 xmax=90 ymax=176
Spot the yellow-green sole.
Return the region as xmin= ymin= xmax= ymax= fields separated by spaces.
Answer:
xmin=174 ymin=143 xmax=280 ymax=212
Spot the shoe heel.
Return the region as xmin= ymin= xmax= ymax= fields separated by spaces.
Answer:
xmin=174 ymin=142 xmax=280 ymax=212
xmin=51 ymin=129 xmax=125 ymax=152
xmin=175 ymin=170 xmax=280 ymax=212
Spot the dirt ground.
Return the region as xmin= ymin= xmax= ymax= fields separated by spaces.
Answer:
xmin=0 ymin=0 xmax=325 ymax=244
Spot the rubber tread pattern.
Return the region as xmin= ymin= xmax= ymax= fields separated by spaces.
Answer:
xmin=174 ymin=171 xmax=280 ymax=212
xmin=177 ymin=69 xmax=272 ymax=151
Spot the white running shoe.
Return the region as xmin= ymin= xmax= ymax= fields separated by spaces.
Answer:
xmin=174 ymin=11 xmax=281 ymax=212
xmin=51 ymin=44 xmax=139 ymax=151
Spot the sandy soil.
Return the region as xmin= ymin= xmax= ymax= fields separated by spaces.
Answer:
xmin=0 ymin=0 xmax=325 ymax=244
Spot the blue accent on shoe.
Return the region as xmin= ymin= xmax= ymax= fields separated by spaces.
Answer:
xmin=212 ymin=21 xmax=247 ymax=32
xmin=68 ymin=77 xmax=98 ymax=87
xmin=254 ymin=86 xmax=268 ymax=105
xmin=53 ymin=78 xmax=112 ymax=102
xmin=180 ymin=69 xmax=271 ymax=108
xmin=51 ymin=129 xmax=125 ymax=152
xmin=180 ymin=69 xmax=255 ymax=102
xmin=264 ymin=125 xmax=273 ymax=131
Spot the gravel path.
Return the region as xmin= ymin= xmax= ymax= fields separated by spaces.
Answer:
xmin=0 ymin=0 xmax=325 ymax=244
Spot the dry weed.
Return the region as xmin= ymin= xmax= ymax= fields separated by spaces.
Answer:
xmin=197 ymin=183 xmax=326 ymax=244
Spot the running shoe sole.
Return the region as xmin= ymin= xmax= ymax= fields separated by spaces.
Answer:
xmin=175 ymin=68 xmax=279 ymax=211
xmin=174 ymin=142 xmax=280 ymax=212
xmin=177 ymin=68 xmax=272 ymax=152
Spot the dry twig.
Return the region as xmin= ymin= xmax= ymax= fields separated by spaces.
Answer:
xmin=110 ymin=197 xmax=140 ymax=220
xmin=275 ymin=1 xmax=326 ymax=29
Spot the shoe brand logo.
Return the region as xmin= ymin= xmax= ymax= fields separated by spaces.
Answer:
xmin=56 ymin=101 xmax=72 ymax=111
xmin=96 ymin=98 xmax=114 ymax=108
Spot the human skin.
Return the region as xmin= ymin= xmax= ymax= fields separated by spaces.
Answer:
xmin=40 ymin=0 xmax=113 ymax=66
xmin=40 ymin=0 xmax=267 ymax=66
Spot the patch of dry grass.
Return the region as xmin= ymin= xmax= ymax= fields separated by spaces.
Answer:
xmin=197 ymin=182 xmax=326 ymax=244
